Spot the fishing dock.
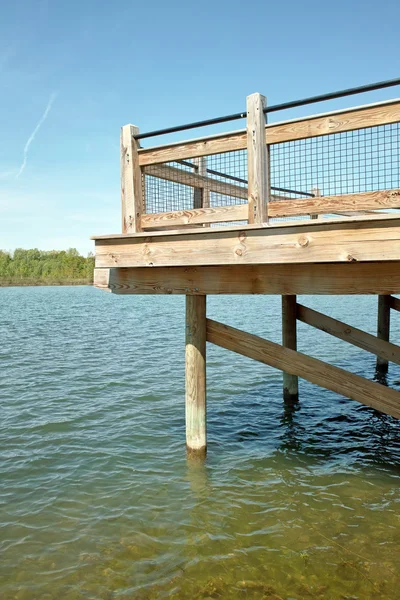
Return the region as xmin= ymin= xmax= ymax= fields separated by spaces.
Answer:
xmin=92 ymin=79 xmax=400 ymax=456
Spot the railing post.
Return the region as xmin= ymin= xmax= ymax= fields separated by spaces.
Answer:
xmin=186 ymin=295 xmax=207 ymax=457
xmin=247 ymin=93 xmax=269 ymax=224
xmin=121 ymin=124 xmax=143 ymax=233
xmin=310 ymin=186 xmax=320 ymax=220
xmin=193 ymin=157 xmax=210 ymax=210
xmin=282 ymin=295 xmax=299 ymax=402
xmin=376 ymin=295 xmax=391 ymax=374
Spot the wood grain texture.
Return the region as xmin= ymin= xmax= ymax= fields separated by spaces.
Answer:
xmin=141 ymin=204 xmax=247 ymax=229
xmin=282 ymin=295 xmax=298 ymax=400
xmin=139 ymin=190 xmax=400 ymax=229
xmin=121 ymin=124 xmax=142 ymax=233
xmin=186 ymin=295 xmax=207 ymax=454
xmin=267 ymin=189 xmax=400 ymax=218
xmin=297 ymin=303 xmax=400 ymax=365
xmin=206 ymin=319 xmax=400 ymax=419
xmin=93 ymin=211 xmax=400 ymax=239
xmin=94 ymin=218 xmax=400 ymax=268
xmin=137 ymin=99 xmax=400 ymax=166
xmin=266 ymin=100 xmax=400 ymax=145
xmin=93 ymin=262 xmax=400 ymax=295
xmin=247 ymin=93 xmax=268 ymax=223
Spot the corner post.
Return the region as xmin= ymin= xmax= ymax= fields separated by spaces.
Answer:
xmin=121 ymin=124 xmax=143 ymax=233
xmin=376 ymin=295 xmax=391 ymax=374
xmin=186 ymin=295 xmax=207 ymax=456
xmin=282 ymin=295 xmax=299 ymax=402
xmin=247 ymin=93 xmax=269 ymax=224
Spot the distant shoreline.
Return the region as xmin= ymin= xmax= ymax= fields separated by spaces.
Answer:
xmin=0 ymin=279 xmax=92 ymax=287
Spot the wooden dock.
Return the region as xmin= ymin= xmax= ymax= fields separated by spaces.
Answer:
xmin=92 ymin=87 xmax=400 ymax=456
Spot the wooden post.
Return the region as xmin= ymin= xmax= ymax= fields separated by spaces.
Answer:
xmin=376 ymin=295 xmax=391 ymax=373
xmin=247 ymin=93 xmax=269 ymax=224
xmin=282 ymin=295 xmax=299 ymax=402
xmin=193 ymin=157 xmax=210 ymax=210
xmin=310 ymin=187 xmax=320 ymax=220
xmin=121 ymin=124 xmax=143 ymax=233
xmin=186 ymin=295 xmax=207 ymax=456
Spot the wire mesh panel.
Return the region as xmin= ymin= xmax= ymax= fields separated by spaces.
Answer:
xmin=141 ymin=121 xmax=400 ymax=225
xmin=143 ymin=150 xmax=248 ymax=214
xmin=270 ymin=123 xmax=400 ymax=197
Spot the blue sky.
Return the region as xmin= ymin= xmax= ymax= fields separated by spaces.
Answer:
xmin=1 ymin=0 xmax=400 ymax=254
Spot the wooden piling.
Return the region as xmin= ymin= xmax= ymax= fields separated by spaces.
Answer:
xmin=186 ymin=295 xmax=207 ymax=456
xmin=376 ymin=295 xmax=391 ymax=373
xmin=282 ymin=295 xmax=299 ymax=402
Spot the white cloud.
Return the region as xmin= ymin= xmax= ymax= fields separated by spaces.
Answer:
xmin=15 ymin=92 xmax=57 ymax=178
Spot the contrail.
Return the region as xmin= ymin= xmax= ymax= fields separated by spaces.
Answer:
xmin=15 ymin=92 xmax=57 ymax=178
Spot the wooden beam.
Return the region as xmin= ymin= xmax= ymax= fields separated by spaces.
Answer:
xmin=137 ymin=99 xmax=400 ymax=166
xmin=140 ymin=204 xmax=247 ymax=229
xmin=186 ymin=295 xmax=207 ymax=456
xmin=376 ymin=295 xmax=391 ymax=373
xmin=389 ymin=295 xmax=400 ymax=312
xmin=144 ymin=164 xmax=248 ymax=201
xmin=121 ymin=124 xmax=142 ymax=233
xmin=206 ymin=319 xmax=400 ymax=419
xmin=93 ymin=262 xmax=400 ymax=296
xmin=297 ymin=303 xmax=400 ymax=366
xmin=94 ymin=218 xmax=400 ymax=268
xmin=139 ymin=190 xmax=400 ymax=229
xmin=282 ymin=296 xmax=298 ymax=401
xmin=247 ymin=93 xmax=268 ymax=223
xmin=267 ymin=189 xmax=400 ymax=218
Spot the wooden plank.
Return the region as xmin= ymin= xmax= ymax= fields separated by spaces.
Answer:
xmin=297 ymin=303 xmax=400 ymax=366
xmin=144 ymin=163 xmax=248 ymax=200
xmin=266 ymin=100 xmax=400 ymax=145
xmin=282 ymin=296 xmax=298 ymax=401
xmin=389 ymin=295 xmax=400 ymax=312
xmin=376 ymin=295 xmax=391 ymax=373
xmin=206 ymin=319 xmax=400 ymax=419
xmin=121 ymin=124 xmax=142 ymax=233
xmin=137 ymin=99 xmax=400 ymax=166
xmin=93 ymin=262 xmax=400 ymax=295
xmin=247 ymin=93 xmax=269 ymax=223
xmin=186 ymin=295 xmax=207 ymax=455
xmin=141 ymin=204 xmax=247 ymax=229
xmin=93 ymin=212 xmax=400 ymax=239
xmin=94 ymin=218 xmax=400 ymax=268
xmin=267 ymin=189 xmax=400 ymax=218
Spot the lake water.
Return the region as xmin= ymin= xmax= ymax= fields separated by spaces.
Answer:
xmin=1 ymin=286 xmax=400 ymax=600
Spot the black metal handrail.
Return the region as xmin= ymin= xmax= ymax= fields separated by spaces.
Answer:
xmin=135 ymin=77 xmax=400 ymax=141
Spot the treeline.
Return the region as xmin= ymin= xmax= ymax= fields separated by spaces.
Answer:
xmin=0 ymin=248 xmax=95 ymax=286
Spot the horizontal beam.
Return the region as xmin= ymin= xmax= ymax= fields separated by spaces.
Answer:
xmin=140 ymin=190 xmax=400 ymax=229
xmin=141 ymin=204 xmax=247 ymax=229
xmin=389 ymin=295 xmax=400 ymax=312
xmin=267 ymin=189 xmax=400 ymax=218
xmin=93 ymin=262 xmax=400 ymax=295
xmin=206 ymin=319 xmax=400 ymax=419
xmin=138 ymin=100 xmax=400 ymax=165
xmin=297 ymin=303 xmax=400 ymax=365
xmin=144 ymin=164 xmax=248 ymax=200
xmin=94 ymin=217 xmax=400 ymax=268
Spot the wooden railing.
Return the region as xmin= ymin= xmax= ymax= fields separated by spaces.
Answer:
xmin=120 ymin=96 xmax=400 ymax=234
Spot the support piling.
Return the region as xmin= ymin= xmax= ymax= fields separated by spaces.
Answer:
xmin=185 ymin=295 xmax=207 ymax=457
